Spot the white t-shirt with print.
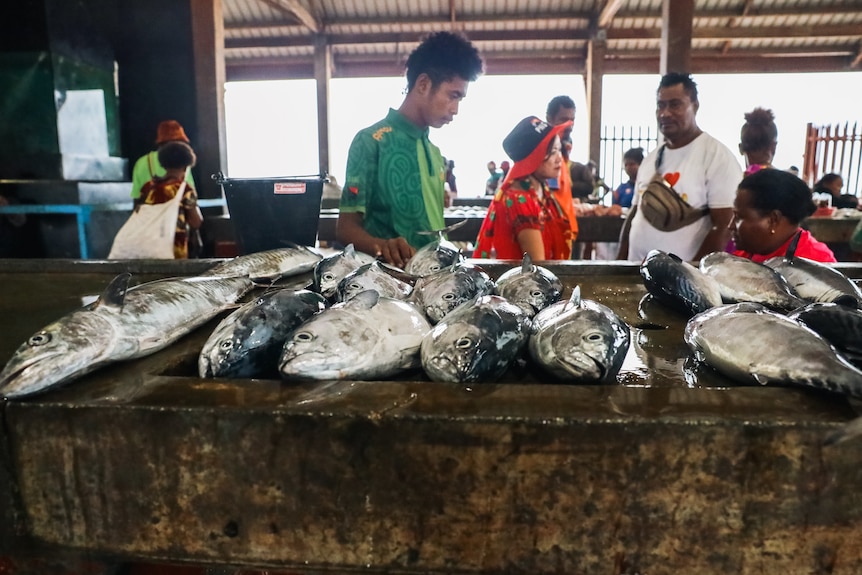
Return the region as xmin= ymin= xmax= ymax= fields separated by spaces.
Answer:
xmin=627 ymin=132 xmax=742 ymax=262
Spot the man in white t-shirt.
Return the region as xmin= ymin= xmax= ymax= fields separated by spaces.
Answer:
xmin=617 ymin=73 xmax=742 ymax=262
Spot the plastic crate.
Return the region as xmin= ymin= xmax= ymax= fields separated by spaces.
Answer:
xmin=216 ymin=173 xmax=324 ymax=254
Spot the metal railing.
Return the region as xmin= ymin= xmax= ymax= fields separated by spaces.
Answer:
xmin=597 ymin=125 xmax=660 ymax=197
xmin=803 ymin=121 xmax=862 ymax=194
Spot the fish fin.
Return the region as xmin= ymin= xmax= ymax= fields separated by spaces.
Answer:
xmin=416 ymin=219 xmax=468 ymax=237
xmin=562 ymin=286 xmax=582 ymax=312
xmin=95 ymin=273 xmax=132 ymax=310
xmin=344 ymin=243 xmax=356 ymax=257
xmin=785 ymin=230 xmax=802 ymax=261
xmin=521 ymin=253 xmax=533 ymax=273
xmin=346 ymin=289 xmax=380 ymax=309
xmin=376 ymin=261 xmax=417 ymax=284
xmin=832 ymin=294 xmax=860 ymax=309
xmin=668 ymin=252 xmax=683 ymax=263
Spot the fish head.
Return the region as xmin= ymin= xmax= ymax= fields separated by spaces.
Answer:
xmin=336 ymin=263 xmax=411 ymax=302
xmin=279 ymin=306 xmax=378 ymax=380
xmin=538 ymin=308 xmax=628 ymax=381
xmin=405 ymin=243 xmax=464 ymax=277
xmin=198 ymin=310 xmax=274 ymax=379
xmin=313 ymin=252 xmax=367 ymax=300
xmin=417 ymin=267 xmax=494 ymax=324
xmin=421 ymin=321 xmax=497 ymax=383
xmin=0 ymin=311 xmax=117 ymax=398
xmin=496 ymin=271 xmax=563 ymax=317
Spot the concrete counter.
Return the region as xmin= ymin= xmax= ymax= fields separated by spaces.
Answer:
xmin=2 ymin=259 xmax=862 ymax=573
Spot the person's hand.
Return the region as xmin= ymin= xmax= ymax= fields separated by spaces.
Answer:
xmin=375 ymin=237 xmax=415 ymax=269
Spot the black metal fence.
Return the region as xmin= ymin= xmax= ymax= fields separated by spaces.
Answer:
xmin=597 ymin=125 xmax=659 ymax=199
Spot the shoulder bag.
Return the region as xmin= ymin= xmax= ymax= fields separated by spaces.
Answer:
xmin=108 ymin=181 xmax=187 ymax=259
xmin=640 ymin=145 xmax=710 ymax=232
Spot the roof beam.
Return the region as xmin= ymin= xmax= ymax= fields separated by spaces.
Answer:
xmin=224 ymin=22 xmax=861 ymax=51
xmin=598 ymin=0 xmax=624 ymax=28
xmin=255 ymin=0 xmax=319 ymax=33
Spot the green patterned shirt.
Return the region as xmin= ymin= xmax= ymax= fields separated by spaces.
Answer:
xmin=340 ymin=108 xmax=446 ymax=249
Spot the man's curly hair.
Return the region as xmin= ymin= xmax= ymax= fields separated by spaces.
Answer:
xmin=405 ymin=31 xmax=484 ymax=91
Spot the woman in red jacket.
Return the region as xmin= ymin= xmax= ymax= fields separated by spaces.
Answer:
xmin=474 ymin=116 xmax=573 ymax=261
xmin=730 ymin=168 xmax=836 ymax=263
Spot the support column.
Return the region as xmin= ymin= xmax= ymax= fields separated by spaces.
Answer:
xmin=660 ymin=0 xmax=694 ymax=74
xmin=314 ymin=35 xmax=332 ymax=178
xmin=586 ymin=33 xmax=606 ymax=171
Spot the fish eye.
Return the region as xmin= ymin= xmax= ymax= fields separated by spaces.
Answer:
xmin=220 ymin=340 xmax=233 ymax=350
xmin=294 ymin=331 xmax=314 ymax=342
xmin=455 ymin=337 xmax=473 ymax=349
xmin=323 ymin=272 xmax=335 ymax=282
xmin=429 ymin=264 xmax=441 ymax=272
xmin=349 ymin=282 xmax=362 ymax=290
xmin=28 ymin=332 xmax=52 ymax=346
xmin=585 ymin=333 xmax=603 ymax=342
xmin=442 ymin=293 xmax=456 ymax=301
xmin=530 ymin=289 xmax=543 ymax=298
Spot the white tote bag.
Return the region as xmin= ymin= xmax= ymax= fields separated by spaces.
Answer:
xmin=108 ymin=182 xmax=186 ymax=259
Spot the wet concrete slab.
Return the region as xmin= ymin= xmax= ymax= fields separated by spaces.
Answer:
xmin=2 ymin=258 xmax=862 ymax=573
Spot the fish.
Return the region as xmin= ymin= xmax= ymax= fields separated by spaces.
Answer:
xmin=640 ymin=249 xmax=723 ymax=316
xmin=202 ymin=244 xmax=323 ymax=282
xmin=684 ymin=302 xmax=862 ymax=397
xmin=762 ymin=230 xmax=862 ymax=307
xmin=494 ymin=254 xmax=563 ymax=318
xmin=405 ymin=220 xmax=467 ymax=277
xmin=408 ymin=262 xmax=495 ymax=324
xmin=788 ymin=302 xmax=862 ymax=365
xmin=198 ymin=288 xmax=327 ymax=379
xmin=0 ymin=273 xmax=255 ymax=398
xmin=764 ymin=256 xmax=862 ymax=308
xmin=529 ymin=287 xmax=630 ymax=382
xmin=279 ymin=290 xmax=431 ymax=380
xmin=699 ymin=251 xmax=805 ymax=311
xmin=311 ymin=243 xmax=376 ymax=300
xmin=420 ymin=294 xmax=532 ymax=383
xmin=336 ymin=260 xmax=413 ymax=302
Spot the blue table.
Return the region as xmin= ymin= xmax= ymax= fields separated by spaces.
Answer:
xmin=0 ymin=198 xmax=225 ymax=259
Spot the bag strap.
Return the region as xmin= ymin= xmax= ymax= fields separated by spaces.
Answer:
xmin=654 ymin=144 xmax=667 ymax=172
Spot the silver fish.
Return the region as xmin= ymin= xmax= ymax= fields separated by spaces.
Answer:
xmin=198 ymin=288 xmax=327 ymax=379
xmin=202 ymin=244 xmax=323 ymax=281
xmin=336 ymin=261 xmax=413 ymax=302
xmin=405 ymin=221 xmax=467 ymax=277
xmin=494 ymin=254 xmax=563 ymax=318
xmin=640 ymin=249 xmax=723 ymax=316
xmin=788 ymin=302 xmax=862 ymax=365
xmin=279 ymin=290 xmax=431 ymax=380
xmin=529 ymin=287 xmax=630 ymax=382
xmin=421 ymin=294 xmax=531 ymax=383
xmin=0 ymin=273 xmax=254 ymax=398
xmin=311 ymin=243 xmax=377 ymax=300
xmin=764 ymin=256 xmax=862 ymax=308
xmin=699 ymin=251 xmax=805 ymax=311
xmin=684 ymin=302 xmax=862 ymax=397
xmin=408 ymin=262 xmax=495 ymax=324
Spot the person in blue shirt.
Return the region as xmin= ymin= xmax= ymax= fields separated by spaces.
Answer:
xmin=613 ymin=147 xmax=643 ymax=208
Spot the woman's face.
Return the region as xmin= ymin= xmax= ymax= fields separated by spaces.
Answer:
xmin=534 ymin=136 xmax=563 ymax=180
xmin=730 ymin=187 xmax=781 ymax=254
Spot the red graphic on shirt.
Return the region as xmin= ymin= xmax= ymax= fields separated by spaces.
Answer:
xmin=349 ymin=186 xmax=359 ymax=195
xmin=664 ymin=172 xmax=681 ymax=186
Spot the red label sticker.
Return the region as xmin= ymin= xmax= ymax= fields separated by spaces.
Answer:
xmin=274 ymin=182 xmax=307 ymax=195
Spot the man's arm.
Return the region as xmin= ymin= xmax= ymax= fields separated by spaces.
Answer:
xmin=692 ymin=207 xmax=733 ymax=262
xmin=336 ymin=211 xmax=415 ymax=269
xmin=616 ymin=204 xmax=636 ymax=260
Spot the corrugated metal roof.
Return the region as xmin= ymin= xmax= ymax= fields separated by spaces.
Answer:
xmin=223 ymin=0 xmax=862 ymax=80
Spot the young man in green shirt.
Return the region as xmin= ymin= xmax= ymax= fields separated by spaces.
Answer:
xmin=337 ymin=31 xmax=484 ymax=268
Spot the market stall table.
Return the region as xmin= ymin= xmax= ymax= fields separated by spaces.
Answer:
xmin=2 ymin=258 xmax=862 ymax=574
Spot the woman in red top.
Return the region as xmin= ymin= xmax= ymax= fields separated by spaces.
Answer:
xmin=474 ymin=116 xmax=573 ymax=261
xmin=730 ymin=168 xmax=836 ymax=263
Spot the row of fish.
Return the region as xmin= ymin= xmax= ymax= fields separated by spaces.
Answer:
xmin=201 ymin=252 xmax=630 ymax=386
xmin=640 ymin=246 xmax=862 ymax=402
xmin=0 ymin=241 xmax=632 ymax=398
